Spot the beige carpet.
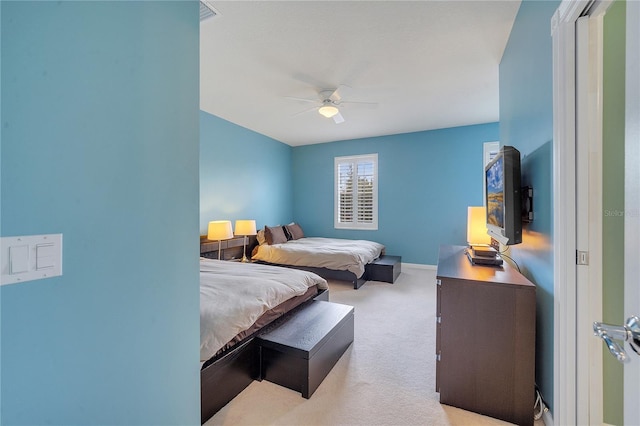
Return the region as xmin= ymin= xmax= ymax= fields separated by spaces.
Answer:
xmin=206 ymin=266 xmax=543 ymax=426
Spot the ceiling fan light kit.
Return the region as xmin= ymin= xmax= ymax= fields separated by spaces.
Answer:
xmin=318 ymin=105 xmax=339 ymax=118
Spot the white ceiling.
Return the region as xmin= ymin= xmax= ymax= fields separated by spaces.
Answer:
xmin=200 ymin=1 xmax=520 ymax=147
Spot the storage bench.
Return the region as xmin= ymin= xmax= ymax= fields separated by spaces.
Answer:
xmin=365 ymin=255 xmax=402 ymax=283
xmin=256 ymin=300 xmax=354 ymax=398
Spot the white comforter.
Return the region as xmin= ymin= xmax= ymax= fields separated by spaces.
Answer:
xmin=200 ymin=258 xmax=328 ymax=362
xmin=251 ymin=237 xmax=385 ymax=278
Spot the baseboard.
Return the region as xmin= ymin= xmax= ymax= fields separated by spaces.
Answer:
xmin=402 ymin=262 xmax=436 ymax=270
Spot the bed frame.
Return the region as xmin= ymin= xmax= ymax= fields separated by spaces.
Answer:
xmin=200 ymin=337 xmax=258 ymax=423
xmin=200 ymin=289 xmax=329 ymax=423
xmin=199 ymin=241 xmax=329 ymax=424
xmin=200 ymin=234 xmax=368 ymax=289
xmin=255 ymin=262 xmax=366 ymax=289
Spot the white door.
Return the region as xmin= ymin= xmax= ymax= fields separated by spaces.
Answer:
xmin=554 ymin=1 xmax=640 ymax=424
xmin=622 ymin=2 xmax=640 ymax=423
xmin=581 ymin=1 xmax=640 ymax=425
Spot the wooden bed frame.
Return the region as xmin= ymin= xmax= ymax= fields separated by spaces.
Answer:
xmin=200 ymin=337 xmax=258 ymax=423
xmin=255 ymin=262 xmax=366 ymax=289
xmin=199 ymin=240 xmax=329 ymax=424
xmin=200 ymin=234 xmax=368 ymax=289
xmin=200 ymin=288 xmax=329 ymax=423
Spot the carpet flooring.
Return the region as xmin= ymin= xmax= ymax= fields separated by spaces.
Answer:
xmin=206 ymin=265 xmax=543 ymax=426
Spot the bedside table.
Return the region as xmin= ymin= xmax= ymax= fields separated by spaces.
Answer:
xmin=200 ymin=235 xmax=258 ymax=260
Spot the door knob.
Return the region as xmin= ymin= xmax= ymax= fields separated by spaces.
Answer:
xmin=626 ymin=316 xmax=640 ymax=355
xmin=593 ymin=316 xmax=640 ymax=363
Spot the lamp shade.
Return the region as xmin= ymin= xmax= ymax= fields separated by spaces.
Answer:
xmin=234 ymin=220 xmax=257 ymax=236
xmin=467 ymin=206 xmax=491 ymax=245
xmin=207 ymin=220 xmax=233 ymax=241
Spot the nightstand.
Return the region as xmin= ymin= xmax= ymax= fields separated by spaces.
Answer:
xmin=200 ymin=235 xmax=257 ymax=260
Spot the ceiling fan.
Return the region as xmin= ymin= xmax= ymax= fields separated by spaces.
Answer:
xmin=286 ymin=85 xmax=377 ymax=124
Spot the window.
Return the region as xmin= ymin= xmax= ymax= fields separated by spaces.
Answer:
xmin=334 ymin=154 xmax=378 ymax=230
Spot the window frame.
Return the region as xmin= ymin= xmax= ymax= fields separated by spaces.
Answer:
xmin=334 ymin=153 xmax=378 ymax=230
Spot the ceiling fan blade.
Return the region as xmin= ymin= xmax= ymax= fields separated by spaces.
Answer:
xmin=284 ymin=96 xmax=319 ymax=104
xmin=333 ymin=111 xmax=345 ymax=124
xmin=329 ymin=84 xmax=353 ymax=102
xmin=292 ymin=105 xmax=320 ymax=116
xmin=340 ymin=100 xmax=378 ymax=109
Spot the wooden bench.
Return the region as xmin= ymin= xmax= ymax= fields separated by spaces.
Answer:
xmin=256 ymin=300 xmax=354 ymax=398
xmin=365 ymin=255 xmax=402 ymax=283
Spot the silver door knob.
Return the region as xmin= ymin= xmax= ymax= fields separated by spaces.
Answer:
xmin=593 ymin=316 xmax=640 ymax=363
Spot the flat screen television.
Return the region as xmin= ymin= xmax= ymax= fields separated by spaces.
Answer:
xmin=485 ymin=146 xmax=522 ymax=246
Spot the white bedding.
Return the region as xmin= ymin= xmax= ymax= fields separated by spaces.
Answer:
xmin=200 ymin=258 xmax=328 ymax=362
xmin=251 ymin=237 xmax=385 ymax=278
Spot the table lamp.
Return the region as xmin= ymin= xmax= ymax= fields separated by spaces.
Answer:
xmin=466 ymin=206 xmax=500 ymax=265
xmin=234 ymin=219 xmax=257 ymax=262
xmin=207 ymin=220 xmax=234 ymax=260
xmin=467 ymin=206 xmax=491 ymax=247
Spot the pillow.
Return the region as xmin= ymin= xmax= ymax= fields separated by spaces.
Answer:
xmin=265 ymin=225 xmax=288 ymax=245
xmin=256 ymin=229 xmax=266 ymax=245
xmin=283 ymin=225 xmax=292 ymax=241
xmin=285 ymin=223 xmax=304 ymax=240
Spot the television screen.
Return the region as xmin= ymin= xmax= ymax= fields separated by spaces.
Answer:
xmin=486 ymin=156 xmax=504 ymax=229
xmin=484 ymin=146 xmax=522 ymax=245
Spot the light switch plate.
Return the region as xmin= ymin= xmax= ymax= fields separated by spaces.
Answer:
xmin=1 ymin=234 xmax=63 ymax=286
xmin=10 ymin=245 xmax=30 ymax=274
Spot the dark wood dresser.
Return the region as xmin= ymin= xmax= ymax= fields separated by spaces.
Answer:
xmin=436 ymin=245 xmax=536 ymax=426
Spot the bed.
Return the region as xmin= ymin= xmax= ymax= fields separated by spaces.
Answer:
xmin=251 ymin=223 xmax=385 ymax=289
xmin=199 ymin=257 xmax=328 ymax=423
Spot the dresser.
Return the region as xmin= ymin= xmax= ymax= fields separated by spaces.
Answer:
xmin=436 ymin=245 xmax=536 ymax=426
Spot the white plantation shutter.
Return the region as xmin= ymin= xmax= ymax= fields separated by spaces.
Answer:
xmin=335 ymin=154 xmax=378 ymax=230
xmin=338 ymin=163 xmax=354 ymax=223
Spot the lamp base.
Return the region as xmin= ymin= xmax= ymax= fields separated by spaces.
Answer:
xmin=469 ymin=244 xmax=496 ymax=257
xmin=240 ymin=237 xmax=250 ymax=262
xmin=465 ymin=247 xmax=503 ymax=266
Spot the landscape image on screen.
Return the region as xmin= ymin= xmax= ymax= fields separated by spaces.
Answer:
xmin=486 ymin=157 xmax=504 ymax=228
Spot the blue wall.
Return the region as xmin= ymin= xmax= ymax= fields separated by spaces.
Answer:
xmin=1 ymin=2 xmax=200 ymax=425
xmin=200 ymin=111 xmax=294 ymax=233
xmin=291 ymin=123 xmax=499 ymax=265
xmin=0 ymin=2 xmax=3 ymax=418
xmin=499 ymin=0 xmax=560 ymax=411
